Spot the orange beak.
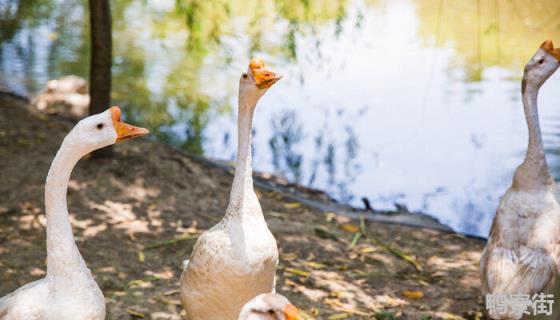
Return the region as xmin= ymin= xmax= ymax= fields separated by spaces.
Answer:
xmin=249 ymin=58 xmax=282 ymax=89
xmin=110 ymin=106 xmax=149 ymax=142
xmin=541 ymin=40 xmax=560 ymax=61
xmin=283 ymin=304 xmax=302 ymax=320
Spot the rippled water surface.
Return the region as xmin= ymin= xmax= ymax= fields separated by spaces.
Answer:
xmin=2 ymin=0 xmax=560 ymax=236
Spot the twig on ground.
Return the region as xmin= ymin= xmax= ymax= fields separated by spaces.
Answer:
xmin=367 ymin=237 xmax=423 ymax=272
xmin=144 ymin=234 xmax=194 ymax=250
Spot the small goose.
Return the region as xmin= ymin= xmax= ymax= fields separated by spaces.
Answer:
xmin=481 ymin=40 xmax=560 ymax=319
xmin=0 ymin=107 xmax=148 ymax=320
xmin=239 ymin=293 xmax=302 ymax=320
xmin=180 ymin=58 xmax=282 ymax=320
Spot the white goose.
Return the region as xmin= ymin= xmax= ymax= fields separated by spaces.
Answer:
xmin=238 ymin=293 xmax=301 ymax=320
xmin=481 ymin=40 xmax=560 ymax=319
xmin=180 ymin=58 xmax=282 ymax=320
xmin=0 ymin=107 xmax=148 ymax=320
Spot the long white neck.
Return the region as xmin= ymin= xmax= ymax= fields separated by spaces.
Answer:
xmin=45 ymin=138 xmax=88 ymax=280
xmin=513 ymin=80 xmax=553 ymax=190
xmin=225 ymin=97 xmax=262 ymax=217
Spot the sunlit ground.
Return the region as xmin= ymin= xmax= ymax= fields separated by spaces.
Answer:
xmin=0 ymin=97 xmax=485 ymax=319
xmin=2 ymin=0 xmax=560 ymax=236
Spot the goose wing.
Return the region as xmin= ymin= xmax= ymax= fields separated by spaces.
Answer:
xmin=483 ymin=245 xmax=556 ymax=295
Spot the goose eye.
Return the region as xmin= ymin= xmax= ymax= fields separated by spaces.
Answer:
xmin=538 ymin=58 xmax=545 ymax=65
xmin=96 ymin=123 xmax=104 ymax=130
xmin=242 ymin=73 xmax=248 ymax=79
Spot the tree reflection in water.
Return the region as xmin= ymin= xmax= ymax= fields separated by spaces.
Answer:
xmin=3 ymin=0 xmax=560 ymax=235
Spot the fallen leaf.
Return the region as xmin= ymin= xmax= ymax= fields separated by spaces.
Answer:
xmin=368 ymin=238 xmax=423 ymax=272
xmin=285 ymin=267 xmax=310 ymax=278
xmin=284 ymin=278 xmax=299 ymax=287
xmin=417 ymin=280 xmax=430 ymax=287
xmin=153 ymin=296 xmax=182 ymax=306
xmin=145 ymin=234 xmax=194 ymax=250
xmin=163 ymin=289 xmax=180 ymax=296
xmin=283 ymin=202 xmax=301 ymax=209
xmin=340 ymin=224 xmax=359 ymax=233
xmin=268 ymin=211 xmax=284 ymax=218
xmin=126 ymin=309 xmax=145 ymax=318
xmin=281 ymin=252 xmax=299 ymax=261
xmin=329 ymin=291 xmax=345 ymax=298
xmin=124 ymin=276 xmax=161 ymax=290
xmin=303 ymin=261 xmax=327 ymax=269
xmin=324 ymin=298 xmax=343 ymax=307
xmin=360 ymin=246 xmax=376 ymax=254
xmin=348 ymin=233 xmax=362 ymax=249
xmin=401 ymin=290 xmax=424 ymax=299
xmin=337 ymin=265 xmax=350 ymax=271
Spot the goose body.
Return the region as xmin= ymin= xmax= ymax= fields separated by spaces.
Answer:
xmin=481 ymin=41 xmax=560 ymax=319
xmin=180 ymin=59 xmax=282 ymax=320
xmin=0 ymin=277 xmax=104 ymax=320
xmin=182 ymin=213 xmax=279 ymax=319
xmin=0 ymin=107 xmax=148 ymax=320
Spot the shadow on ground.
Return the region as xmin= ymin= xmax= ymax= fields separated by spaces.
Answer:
xmin=0 ymin=94 xmax=486 ymax=319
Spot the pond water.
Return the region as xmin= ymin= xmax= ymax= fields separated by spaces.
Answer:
xmin=2 ymin=0 xmax=560 ymax=237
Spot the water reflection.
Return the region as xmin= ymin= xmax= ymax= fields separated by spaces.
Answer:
xmin=267 ymin=109 xmax=361 ymax=203
xmin=269 ymin=110 xmax=304 ymax=183
xmin=417 ymin=0 xmax=560 ymax=81
xmin=2 ymin=0 xmax=560 ymax=236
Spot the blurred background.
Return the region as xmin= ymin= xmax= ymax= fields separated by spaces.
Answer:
xmin=2 ymin=0 xmax=560 ymax=237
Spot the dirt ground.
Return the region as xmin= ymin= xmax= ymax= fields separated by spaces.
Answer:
xmin=0 ymin=93 xmax=486 ymax=319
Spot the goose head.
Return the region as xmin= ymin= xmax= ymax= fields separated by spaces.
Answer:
xmin=523 ymin=40 xmax=560 ymax=90
xmin=239 ymin=58 xmax=282 ymax=107
xmin=65 ymin=106 xmax=149 ymax=155
xmin=239 ymin=293 xmax=302 ymax=320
